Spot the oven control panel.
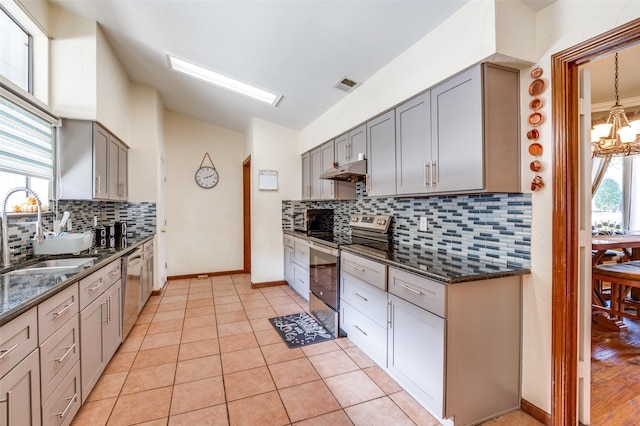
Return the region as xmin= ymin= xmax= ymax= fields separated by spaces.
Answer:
xmin=350 ymin=214 xmax=392 ymax=233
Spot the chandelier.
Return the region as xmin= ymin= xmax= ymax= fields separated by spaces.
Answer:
xmin=591 ymin=52 xmax=640 ymax=158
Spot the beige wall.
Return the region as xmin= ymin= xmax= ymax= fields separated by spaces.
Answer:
xmin=246 ymin=118 xmax=300 ymax=284
xmin=164 ymin=111 xmax=244 ymax=276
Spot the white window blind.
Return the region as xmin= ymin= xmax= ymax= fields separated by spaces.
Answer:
xmin=0 ymin=85 xmax=57 ymax=180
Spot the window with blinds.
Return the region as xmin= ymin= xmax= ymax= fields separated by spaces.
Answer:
xmin=0 ymin=93 xmax=54 ymax=179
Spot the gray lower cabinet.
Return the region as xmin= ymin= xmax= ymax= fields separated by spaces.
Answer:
xmin=0 ymin=348 xmax=41 ymax=426
xmin=0 ymin=307 xmax=41 ymax=426
xmin=290 ymin=236 xmax=310 ymax=301
xmin=80 ymin=279 xmax=122 ymax=403
xmin=388 ymin=293 xmax=445 ymax=417
xmin=283 ymin=236 xmax=295 ymax=286
xmin=366 ymin=110 xmax=396 ymax=197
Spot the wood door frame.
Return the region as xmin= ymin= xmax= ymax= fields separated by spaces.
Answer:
xmin=243 ymin=156 xmax=251 ymax=273
xmin=551 ymin=19 xmax=640 ymax=425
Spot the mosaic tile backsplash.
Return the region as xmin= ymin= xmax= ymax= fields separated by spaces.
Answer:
xmin=283 ymin=184 xmax=531 ymax=268
xmin=2 ymin=200 xmax=156 ymax=264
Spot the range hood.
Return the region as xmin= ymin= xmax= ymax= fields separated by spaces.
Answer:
xmin=319 ymin=159 xmax=367 ymax=182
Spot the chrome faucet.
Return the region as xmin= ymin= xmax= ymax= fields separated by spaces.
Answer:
xmin=1 ymin=187 xmax=44 ymax=268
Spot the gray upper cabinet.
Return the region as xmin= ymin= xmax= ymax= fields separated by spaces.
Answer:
xmin=366 ymin=110 xmax=396 ymax=197
xmin=309 ymin=147 xmax=322 ymax=200
xmin=430 ymin=63 xmax=519 ymax=194
xmin=320 ymin=141 xmax=335 ymax=199
xmin=335 ymin=124 xmax=366 ymax=166
xmin=59 ymin=119 xmax=129 ymax=201
xmin=301 ymin=151 xmax=311 ymax=200
xmin=395 ymin=92 xmax=431 ymax=195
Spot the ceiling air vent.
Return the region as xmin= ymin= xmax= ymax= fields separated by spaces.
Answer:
xmin=333 ymin=77 xmax=359 ymax=92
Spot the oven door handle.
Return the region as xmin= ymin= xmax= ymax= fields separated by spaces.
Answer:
xmin=308 ymin=241 xmax=340 ymax=257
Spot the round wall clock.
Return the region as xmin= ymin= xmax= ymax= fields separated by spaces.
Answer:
xmin=195 ymin=153 xmax=219 ymax=189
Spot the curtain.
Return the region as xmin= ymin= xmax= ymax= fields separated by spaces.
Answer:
xmin=592 ymin=156 xmax=610 ymax=195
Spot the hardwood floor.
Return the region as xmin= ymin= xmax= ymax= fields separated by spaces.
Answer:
xmin=591 ymin=317 xmax=640 ymax=425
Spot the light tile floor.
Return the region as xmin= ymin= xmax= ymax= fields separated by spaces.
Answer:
xmin=71 ymin=274 xmax=542 ymax=426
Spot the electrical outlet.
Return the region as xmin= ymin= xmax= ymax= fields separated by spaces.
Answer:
xmin=67 ymin=218 xmax=72 ymax=231
xmin=419 ymin=216 xmax=428 ymax=231
xmin=93 ymin=216 xmax=98 ymax=227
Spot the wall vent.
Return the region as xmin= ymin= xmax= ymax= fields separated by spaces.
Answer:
xmin=333 ymin=77 xmax=359 ymax=92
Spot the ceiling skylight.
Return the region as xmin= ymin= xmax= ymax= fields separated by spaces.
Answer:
xmin=168 ymin=55 xmax=282 ymax=106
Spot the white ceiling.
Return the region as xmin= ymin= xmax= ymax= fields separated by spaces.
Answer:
xmin=50 ymin=0 xmax=475 ymax=132
xmin=585 ymin=42 xmax=640 ymax=109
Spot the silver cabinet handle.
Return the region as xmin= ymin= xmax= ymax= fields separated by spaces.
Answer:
xmin=344 ymin=145 xmax=348 ymax=161
xmin=351 ymin=264 xmax=365 ymax=272
xmin=424 ymin=162 xmax=430 ymax=187
xmin=432 ymin=161 xmax=437 ymax=186
xmin=88 ymin=278 xmax=103 ymax=293
xmin=55 ymin=343 xmax=76 ymax=364
xmin=95 ymin=175 xmax=101 ymax=195
xmin=1 ymin=391 xmax=11 ymax=425
xmin=388 ymin=301 xmax=392 ymax=328
xmin=353 ymin=325 xmax=368 ymax=336
xmin=108 ymin=268 xmax=120 ymax=277
xmin=108 ymin=296 xmax=112 ymax=323
xmin=53 ymin=302 xmax=74 ymax=319
xmin=102 ymin=300 xmax=109 ymax=323
xmin=56 ymin=393 xmax=77 ymax=419
xmin=354 ymin=292 xmax=368 ymax=302
xmin=399 ymin=283 xmax=423 ymax=295
xmin=0 ymin=343 xmax=18 ymax=360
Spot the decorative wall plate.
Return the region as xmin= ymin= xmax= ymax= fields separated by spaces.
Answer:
xmin=530 ymin=67 xmax=543 ymax=79
xmin=528 ymin=112 xmax=544 ymax=126
xmin=529 ymin=98 xmax=543 ymax=111
xmin=528 ymin=142 xmax=543 ymax=156
xmin=529 ymin=79 xmax=545 ymax=96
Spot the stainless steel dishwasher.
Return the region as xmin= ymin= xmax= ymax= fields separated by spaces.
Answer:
xmin=122 ymin=247 xmax=143 ymax=339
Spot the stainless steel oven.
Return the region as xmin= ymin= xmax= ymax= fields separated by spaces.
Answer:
xmin=308 ymin=241 xmax=340 ymax=337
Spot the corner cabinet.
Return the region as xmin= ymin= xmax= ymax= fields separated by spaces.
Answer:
xmin=429 ymin=63 xmax=519 ymax=194
xmin=58 ymin=119 xmax=129 ymax=201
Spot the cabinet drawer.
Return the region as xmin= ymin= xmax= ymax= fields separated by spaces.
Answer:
xmin=0 ymin=307 xmax=38 ymax=377
xmin=340 ymin=273 xmax=387 ymax=327
xmin=283 ymin=235 xmax=295 ymax=249
xmin=38 ymin=283 xmax=79 ymax=344
xmin=79 ymin=259 xmax=121 ymax=309
xmin=42 ymin=361 xmax=81 ymax=426
xmin=293 ymin=238 xmax=309 ymax=267
xmin=40 ymin=314 xmax=80 ymax=403
xmin=340 ymin=302 xmax=387 ymax=366
xmin=292 ymin=263 xmax=310 ymax=301
xmin=103 ymin=259 xmax=123 ymax=288
xmin=388 ymin=267 xmax=446 ymax=318
xmin=341 ymin=251 xmax=387 ymax=290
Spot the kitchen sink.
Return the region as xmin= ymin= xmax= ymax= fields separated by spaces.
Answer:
xmin=6 ymin=257 xmax=97 ymax=275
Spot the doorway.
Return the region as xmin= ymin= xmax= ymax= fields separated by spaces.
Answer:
xmin=243 ymin=156 xmax=251 ymax=273
xmin=551 ymin=18 xmax=640 ymax=425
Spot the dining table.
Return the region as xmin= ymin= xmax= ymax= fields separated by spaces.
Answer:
xmin=592 ymin=234 xmax=640 ymax=330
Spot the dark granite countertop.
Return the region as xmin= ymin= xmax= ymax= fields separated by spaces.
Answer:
xmin=0 ymin=234 xmax=154 ymax=326
xmin=283 ymin=229 xmax=530 ymax=284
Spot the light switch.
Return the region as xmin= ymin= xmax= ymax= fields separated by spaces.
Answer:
xmin=419 ymin=216 xmax=428 ymax=231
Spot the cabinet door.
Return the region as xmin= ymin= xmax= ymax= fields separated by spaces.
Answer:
xmin=334 ymin=133 xmax=349 ymax=165
xmin=118 ymin=145 xmax=128 ymax=200
xmin=431 ymin=65 xmax=483 ymax=193
xmin=348 ymin=124 xmax=366 ymax=163
xmin=104 ymin=282 xmax=122 ymax=361
xmin=0 ymin=349 xmax=41 ymax=426
xmin=388 ymin=294 xmax=445 ymax=417
xmin=80 ymin=294 xmax=106 ymax=402
xmin=284 ymin=246 xmax=294 ymax=285
xmin=366 ymin=111 xmax=396 ymax=197
xmin=108 ymin=138 xmax=119 ymax=200
xmin=320 ymin=141 xmax=335 ymax=200
xmin=396 ymin=92 xmax=431 ymax=195
xmin=93 ymin=124 xmax=109 ymax=199
xmin=310 ymin=147 xmax=322 ymax=200
xmin=301 ymin=152 xmax=311 ymax=200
